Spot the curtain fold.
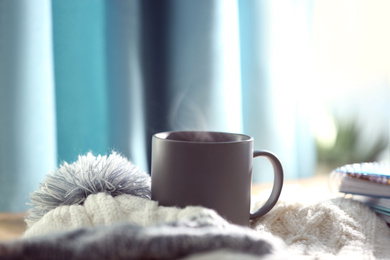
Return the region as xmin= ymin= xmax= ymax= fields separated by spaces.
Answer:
xmin=141 ymin=0 xmax=243 ymax=169
xmin=239 ymin=0 xmax=315 ymax=181
xmin=0 ymin=0 xmax=57 ymax=211
xmin=52 ymin=1 xmax=109 ymax=163
xmin=106 ymin=0 xmax=148 ymax=172
xmin=166 ymin=0 xmax=242 ymax=133
xmin=0 ymin=0 xmax=316 ymax=212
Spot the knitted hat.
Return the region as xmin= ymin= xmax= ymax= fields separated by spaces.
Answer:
xmin=24 ymin=192 xmax=220 ymax=237
xmin=24 ymin=152 xmax=219 ymax=238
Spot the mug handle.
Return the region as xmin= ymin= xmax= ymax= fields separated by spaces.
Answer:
xmin=249 ymin=150 xmax=284 ymax=219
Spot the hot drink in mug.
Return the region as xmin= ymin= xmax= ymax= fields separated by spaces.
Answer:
xmin=151 ymin=131 xmax=284 ymax=226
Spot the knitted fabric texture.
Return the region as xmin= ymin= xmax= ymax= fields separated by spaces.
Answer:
xmin=23 ymin=193 xmax=225 ymax=237
xmin=251 ymin=196 xmax=390 ymax=259
xmin=20 ymin=153 xmax=390 ymax=259
xmin=25 ymin=152 xmax=151 ymax=228
xmin=23 ymin=193 xmax=390 ymax=259
xmin=4 ymin=212 xmax=285 ymax=260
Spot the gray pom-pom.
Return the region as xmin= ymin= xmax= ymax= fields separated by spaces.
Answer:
xmin=26 ymin=152 xmax=151 ymax=226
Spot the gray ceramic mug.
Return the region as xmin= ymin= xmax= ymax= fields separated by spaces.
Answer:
xmin=151 ymin=131 xmax=283 ymax=226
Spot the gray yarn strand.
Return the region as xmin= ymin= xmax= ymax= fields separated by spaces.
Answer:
xmin=26 ymin=152 xmax=151 ymax=227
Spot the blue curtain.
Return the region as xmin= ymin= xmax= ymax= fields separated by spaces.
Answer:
xmin=0 ymin=0 xmax=315 ymax=212
xmin=52 ymin=1 xmax=109 ymax=163
xmin=0 ymin=0 xmax=57 ymax=212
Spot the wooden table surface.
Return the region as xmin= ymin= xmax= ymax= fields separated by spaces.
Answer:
xmin=0 ymin=212 xmax=26 ymax=241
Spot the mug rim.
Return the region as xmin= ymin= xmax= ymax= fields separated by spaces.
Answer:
xmin=153 ymin=131 xmax=253 ymax=144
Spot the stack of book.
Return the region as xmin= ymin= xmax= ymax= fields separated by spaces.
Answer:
xmin=331 ymin=162 xmax=390 ymax=224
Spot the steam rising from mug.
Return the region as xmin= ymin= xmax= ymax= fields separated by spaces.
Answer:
xmin=160 ymin=131 xmax=246 ymax=143
xmin=167 ymin=85 xmax=243 ymax=134
xmin=168 ymin=87 xmax=210 ymax=132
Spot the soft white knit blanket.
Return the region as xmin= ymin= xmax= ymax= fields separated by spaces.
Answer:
xmin=23 ymin=192 xmax=390 ymax=259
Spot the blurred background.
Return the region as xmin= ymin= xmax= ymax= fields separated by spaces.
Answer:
xmin=0 ymin=0 xmax=389 ymax=212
